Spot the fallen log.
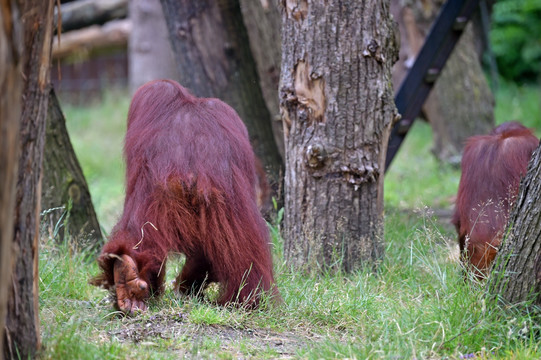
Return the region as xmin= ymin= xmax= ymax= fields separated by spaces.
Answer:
xmin=56 ymin=0 xmax=128 ymax=32
xmin=53 ymin=19 xmax=131 ymax=59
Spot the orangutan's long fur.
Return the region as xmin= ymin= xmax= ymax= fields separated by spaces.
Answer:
xmin=453 ymin=121 xmax=538 ymax=277
xmin=94 ymin=79 xmax=279 ymax=307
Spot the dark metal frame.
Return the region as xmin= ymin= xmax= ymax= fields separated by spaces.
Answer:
xmin=385 ymin=0 xmax=482 ymax=169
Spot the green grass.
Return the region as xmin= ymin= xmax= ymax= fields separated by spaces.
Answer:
xmin=38 ymin=214 xmax=541 ymax=359
xmin=38 ymin=83 xmax=541 ymax=359
xmin=61 ymin=90 xmax=130 ymax=234
xmin=493 ymin=80 xmax=541 ymax=132
xmin=384 ymin=120 xmax=461 ymax=211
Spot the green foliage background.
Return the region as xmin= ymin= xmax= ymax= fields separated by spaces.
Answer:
xmin=491 ymin=0 xmax=541 ymax=82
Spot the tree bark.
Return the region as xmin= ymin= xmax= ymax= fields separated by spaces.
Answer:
xmin=0 ymin=0 xmax=23 ymax=357
xmin=239 ymin=0 xmax=284 ymax=160
xmin=489 ymin=144 xmax=541 ymax=307
xmin=159 ymin=0 xmax=283 ymax=191
xmin=41 ymin=89 xmax=104 ymax=252
xmin=128 ymin=0 xmax=178 ymax=94
xmin=4 ymin=0 xmax=55 ymax=358
xmin=391 ymin=0 xmax=494 ymax=165
xmin=424 ymin=21 xmax=494 ymax=164
xmin=280 ymin=0 xmax=399 ymax=271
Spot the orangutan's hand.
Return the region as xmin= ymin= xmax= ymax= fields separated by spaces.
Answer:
xmin=113 ymin=254 xmax=149 ymax=314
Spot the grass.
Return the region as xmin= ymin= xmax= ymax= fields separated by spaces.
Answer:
xmin=61 ymin=90 xmax=130 ymax=233
xmin=493 ymin=80 xmax=541 ymax=132
xmin=384 ymin=120 xmax=461 ymax=211
xmin=36 ymin=83 xmax=541 ymax=359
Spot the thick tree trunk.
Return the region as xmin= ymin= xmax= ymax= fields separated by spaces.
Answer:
xmin=391 ymin=0 xmax=494 ymax=164
xmin=424 ymin=21 xmax=494 ymax=164
xmin=41 ymin=89 xmax=103 ymax=251
xmin=4 ymin=0 xmax=55 ymax=358
xmin=159 ymin=0 xmax=283 ymax=191
xmin=280 ymin=1 xmax=399 ymax=271
xmin=489 ymin=144 xmax=541 ymax=307
xmin=0 ymin=0 xmax=23 ymax=357
xmin=239 ymin=0 xmax=284 ymax=160
xmin=128 ymin=0 xmax=178 ymax=94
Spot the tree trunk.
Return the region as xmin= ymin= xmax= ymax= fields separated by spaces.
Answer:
xmin=280 ymin=0 xmax=399 ymax=271
xmin=41 ymin=89 xmax=104 ymax=251
xmin=391 ymin=0 xmax=494 ymax=165
xmin=0 ymin=0 xmax=23 ymax=357
xmin=489 ymin=144 xmax=541 ymax=307
xmin=159 ymin=0 xmax=283 ymax=191
xmin=128 ymin=0 xmax=178 ymax=94
xmin=4 ymin=0 xmax=55 ymax=358
xmin=239 ymin=0 xmax=284 ymax=160
xmin=424 ymin=21 xmax=494 ymax=164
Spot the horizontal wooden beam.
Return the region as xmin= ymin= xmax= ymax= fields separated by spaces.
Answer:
xmin=53 ymin=19 xmax=131 ymax=59
xmin=56 ymin=0 xmax=128 ymax=32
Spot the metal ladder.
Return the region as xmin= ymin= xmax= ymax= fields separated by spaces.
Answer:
xmin=385 ymin=0 xmax=482 ymax=169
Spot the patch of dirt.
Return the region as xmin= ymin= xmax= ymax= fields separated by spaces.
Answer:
xmin=108 ymin=313 xmax=310 ymax=358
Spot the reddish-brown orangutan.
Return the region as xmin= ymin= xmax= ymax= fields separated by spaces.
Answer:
xmin=92 ymin=79 xmax=279 ymax=313
xmin=452 ymin=121 xmax=539 ymax=278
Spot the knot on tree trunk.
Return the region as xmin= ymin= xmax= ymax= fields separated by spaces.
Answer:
xmin=294 ymin=60 xmax=326 ymax=123
xmin=284 ymin=0 xmax=308 ymax=21
xmin=304 ymin=143 xmax=326 ymax=169
xmin=68 ymin=183 xmax=81 ymax=204
xmin=338 ymin=163 xmax=380 ymax=188
xmin=362 ymin=39 xmax=385 ymax=63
